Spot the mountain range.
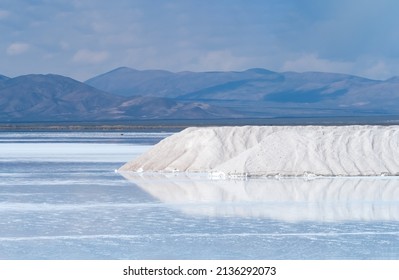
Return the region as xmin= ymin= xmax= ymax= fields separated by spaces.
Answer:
xmin=86 ymin=67 xmax=399 ymax=118
xmin=0 ymin=73 xmax=235 ymax=122
xmin=1 ymin=67 xmax=399 ymax=123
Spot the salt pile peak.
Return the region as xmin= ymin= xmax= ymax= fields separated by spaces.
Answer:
xmin=119 ymin=125 xmax=399 ymax=177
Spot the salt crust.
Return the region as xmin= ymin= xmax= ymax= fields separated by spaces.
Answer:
xmin=119 ymin=125 xmax=399 ymax=177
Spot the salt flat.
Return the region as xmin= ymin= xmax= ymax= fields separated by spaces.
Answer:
xmin=120 ymin=125 xmax=399 ymax=177
xmin=2 ymin=131 xmax=399 ymax=259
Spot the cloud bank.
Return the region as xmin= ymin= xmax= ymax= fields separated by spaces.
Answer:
xmin=1 ymin=0 xmax=399 ymax=80
xmin=6 ymin=43 xmax=30 ymax=55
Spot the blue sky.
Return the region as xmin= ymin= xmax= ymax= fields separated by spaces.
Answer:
xmin=1 ymin=0 xmax=399 ymax=81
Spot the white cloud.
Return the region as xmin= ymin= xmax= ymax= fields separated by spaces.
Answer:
xmin=90 ymin=20 xmax=112 ymax=33
xmin=0 ymin=10 xmax=10 ymax=19
xmin=195 ymin=50 xmax=251 ymax=71
xmin=59 ymin=41 xmax=70 ymax=51
xmin=72 ymin=49 xmax=109 ymax=64
xmin=360 ymin=60 xmax=391 ymax=80
xmin=281 ymin=53 xmax=353 ymax=74
xmin=6 ymin=43 xmax=30 ymax=55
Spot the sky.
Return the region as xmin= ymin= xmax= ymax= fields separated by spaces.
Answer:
xmin=1 ymin=0 xmax=399 ymax=81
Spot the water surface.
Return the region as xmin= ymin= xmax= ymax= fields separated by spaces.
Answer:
xmin=1 ymin=131 xmax=399 ymax=259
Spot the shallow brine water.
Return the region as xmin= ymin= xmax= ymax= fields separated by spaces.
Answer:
xmin=0 ymin=131 xmax=399 ymax=259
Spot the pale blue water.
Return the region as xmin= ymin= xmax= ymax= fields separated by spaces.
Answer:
xmin=0 ymin=131 xmax=399 ymax=259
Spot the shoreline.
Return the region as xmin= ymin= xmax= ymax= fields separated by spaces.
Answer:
xmin=0 ymin=123 xmax=186 ymax=132
xmin=2 ymin=116 xmax=399 ymax=131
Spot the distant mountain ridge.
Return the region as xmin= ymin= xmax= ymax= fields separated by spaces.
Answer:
xmin=0 ymin=74 xmax=9 ymax=82
xmin=85 ymin=67 xmax=375 ymax=100
xmin=86 ymin=67 xmax=399 ymax=117
xmin=0 ymin=74 xmax=238 ymax=122
xmin=0 ymin=74 xmax=123 ymax=121
xmin=1 ymin=67 xmax=399 ymax=123
xmin=85 ymin=67 xmax=285 ymax=98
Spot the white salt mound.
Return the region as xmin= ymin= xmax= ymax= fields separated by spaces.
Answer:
xmin=119 ymin=125 xmax=399 ymax=177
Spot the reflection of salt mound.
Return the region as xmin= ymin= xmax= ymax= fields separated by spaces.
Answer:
xmin=121 ymin=173 xmax=399 ymax=221
xmin=119 ymin=125 xmax=399 ymax=177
